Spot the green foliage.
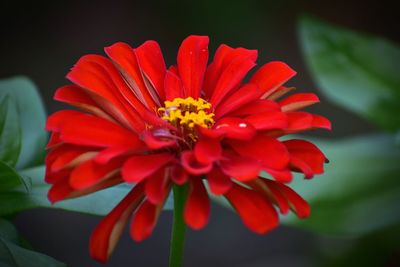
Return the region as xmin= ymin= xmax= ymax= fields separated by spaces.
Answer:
xmin=283 ymin=134 xmax=400 ymax=236
xmin=299 ymin=16 xmax=400 ymax=132
xmin=0 ymin=97 xmax=21 ymax=168
xmin=0 ymin=219 xmax=66 ymax=267
xmin=0 ymin=77 xmax=47 ymax=169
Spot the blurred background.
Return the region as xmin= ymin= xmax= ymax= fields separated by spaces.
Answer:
xmin=0 ymin=0 xmax=399 ymax=266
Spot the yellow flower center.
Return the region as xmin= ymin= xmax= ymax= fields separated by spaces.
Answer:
xmin=158 ymin=97 xmax=215 ymax=128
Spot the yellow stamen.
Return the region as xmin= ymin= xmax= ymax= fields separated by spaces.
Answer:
xmin=158 ymin=97 xmax=215 ymax=128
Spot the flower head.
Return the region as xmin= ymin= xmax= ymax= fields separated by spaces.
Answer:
xmin=45 ymin=35 xmax=330 ymax=262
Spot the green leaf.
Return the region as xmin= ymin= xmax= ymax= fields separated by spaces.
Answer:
xmin=282 ymin=134 xmax=400 ymax=236
xmin=0 ymin=77 xmax=47 ymax=169
xmin=0 ymin=219 xmax=66 ymax=267
xmin=0 ymin=162 xmax=27 ymax=193
xmin=299 ymin=16 xmax=400 ymax=131
xmin=0 ymin=166 xmax=173 ymax=216
xmin=0 ymin=97 xmax=21 ymax=167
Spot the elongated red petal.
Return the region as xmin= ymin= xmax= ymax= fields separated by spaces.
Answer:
xmin=229 ymin=135 xmax=290 ymax=170
xmin=130 ymin=201 xmax=160 ymax=241
xmin=252 ymin=179 xmax=290 ymax=214
xmin=215 ymin=84 xmax=261 ymax=119
xmin=90 ymin=184 xmax=144 ymax=263
xmin=46 ymin=110 xmax=82 ymax=132
xmin=194 ymin=138 xmax=222 ymax=164
xmin=59 ymin=113 xmax=142 ymax=148
xmin=94 ymin=146 xmax=136 ymax=164
xmin=177 ymin=35 xmax=209 ymax=98
xmin=279 ymin=93 xmax=319 ymax=112
xmin=122 ymin=153 xmax=173 ymax=183
xmin=206 ymin=168 xmax=232 ymax=195
xmin=105 ymin=42 xmax=159 ymax=108
xmin=141 ymin=130 xmax=177 ymax=150
xmin=184 ymin=179 xmax=210 ymax=230
xmin=210 ymin=55 xmax=256 ymax=107
xmin=250 ymin=61 xmax=296 ymax=98
xmin=225 ymin=183 xmax=279 ymax=234
xmin=230 ymin=99 xmax=280 ymax=117
xmin=204 ymin=45 xmax=257 ymax=99
xmin=69 ymin=158 xmax=122 ymax=190
xmin=164 ymin=70 xmax=184 ymax=100
xmin=135 ymin=40 xmax=166 ymax=100
xmin=245 ymin=111 xmax=288 ymax=130
xmin=144 ymin=168 xmax=170 ymax=205
xmin=271 ymin=181 xmax=311 ymax=218
xmin=220 ymin=153 xmax=261 ymax=182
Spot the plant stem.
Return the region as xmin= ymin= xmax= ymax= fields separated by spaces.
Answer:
xmin=169 ymin=184 xmax=188 ymax=267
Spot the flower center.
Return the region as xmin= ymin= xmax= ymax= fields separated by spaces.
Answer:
xmin=158 ymin=97 xmax=215 ymax=129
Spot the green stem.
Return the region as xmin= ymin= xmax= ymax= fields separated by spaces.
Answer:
xmin=169 ymin=184 xmax=188 ymax=267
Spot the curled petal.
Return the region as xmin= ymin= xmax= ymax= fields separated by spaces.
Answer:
xmin=145 ymin=168 xmax=171 ymax=205
xmin=89 ymin=184 xmax=144 ymax=263
xmin=194 ymin=138 xmax=222 ymax=164
xmin=284 ymin=139 xmax=327 ymax=178
xmin=181 ymin=151 xmax=213 ymax=175
xmin=170 ymin=165 xmax=189 ymax=185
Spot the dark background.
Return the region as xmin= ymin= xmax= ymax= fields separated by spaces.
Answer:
xmin=1 ymin=0 xmax=399 ymax=266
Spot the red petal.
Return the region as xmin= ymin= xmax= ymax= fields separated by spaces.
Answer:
xmin=135 ymin=40 xmax=166 ymax=100
xmin=229 ymin=135 xmax=290 ymax=170
xmin=267 ymin=86 xmax=295 ymax=101
xmin=204 ymin=45 xmax=257 ymax=99
xmin=59 ymin=113 xmax=142 ymax=148
xmin=263 ymin=168 xmax=293 ymax=183
xmin=51 ymin=149 xmax=96 ymax=172
xmin=225 ymin=183 xmax=279 ymax=234
xmin=164 ymin=70 xmax=184 ymax=100
xmin=177 ymin=35 xmax=209 ymax=98
xmin=210 ymin=54 xmax=256 ymax=107
xmin=145 ymin=168 xmax=170 ymax=205
xmin=250 ymin=179 xmax=289 ymax=214
xmin=89 ymin=184 xmax=144 ymax=263
xmin=199 ymin=117 xmax=256 ymax=141
xmin=141 ymin=130 xmax=177 ymax=150
xmin=170 ymin=165 xmax=189 ymax=185
xmin=181 ymin=151 xmax=213 ymax=175
xmin=245 ymin=111 xmax=288 ymax=130
xmin=184 ymin=179 xmax=210 ymax=230
xmin=215 ymin=84 xmax=261 ymax=119
xmin=94 ymin=146 xmax=136 ymax=164
xmin=284 ymin=139 xmax=327 ymax=178
xmin=104 ymin=42 xmax=158 ymax=108
xmin=250 ymin=61 xmax=297 ymax=98
xmin=69 ymin=158 xmax=122 ymax=190
xmin=285 ymin=112 xmax=331 ymax=132
xmin=279 ymin=93 xmax=319 ymax=112
xmin=230 ymin=99 xmax=280 ymax=117
xmin=46 ymin=110 xmax=82 ymax=132
xmin=122 ymin=153 xmax=173 ymax=183
xmin=206 ymin=168 xmax=232 ymax=195
xmin=130 ymin=201 xmax=160 ymax=241
xmin=271 ymin=181 xmax=311 ymax=218
xmin=220 ymin=152 xmax=261 ymax=181
xmin=312 ymin=114 xmax=331 ymax=130
xmin=194 ymin=138 xmax=222 ymax=164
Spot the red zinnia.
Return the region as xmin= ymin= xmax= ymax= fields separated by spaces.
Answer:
xmin=45 ymin=35 xmax=330 ymax=262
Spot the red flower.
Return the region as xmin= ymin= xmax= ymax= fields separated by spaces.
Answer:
xmin=45 ymin=35 xmax=330 ymax=262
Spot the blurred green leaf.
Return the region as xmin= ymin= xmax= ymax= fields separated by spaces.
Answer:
xmin=0 ymin=77 xmax=47 ymax=169
xmin=0 ymin=97 xmax=21 ymax=167
xmin=0 ymin=166 xmax=173 ymax=216
xmin=0 ymin=162 xmax=26 ymax=193
xmin=299 ymin=16 xmax=400 ymax=131
xmin=0 ymin=219 xmax=66 ymax=267
xmin=283 ymin=134 xmax=400 ymax=236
